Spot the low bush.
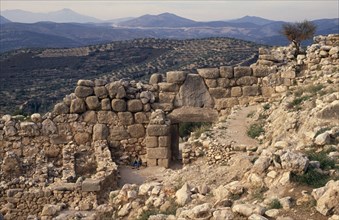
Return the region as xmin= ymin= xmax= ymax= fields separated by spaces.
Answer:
xmin=291 ymin=168 xmax=330 ymax=188
xmin=307 ymin=151 xmax=335 ymax=170
xmin=268 ymin=199 xmax=282 ymax=209
xmin=247 ymin=123 xmax=264 ymax=139
xmin=179 ymin=122 xmax=211 ymax=138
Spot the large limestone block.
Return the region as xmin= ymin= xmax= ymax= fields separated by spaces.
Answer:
xmin=232 ymin=204 xmax=265 ymax=217
xmin=158 ymin=83 xmax=179 ymax=92
xmin=236 ymin=76 xmax=258 ymax=86
xmin=174 ymin=74 xmax=214 ymax=108
xmin=109 ymin=126 xmax=130 ymax=141
xmin=205 ymin=79 xmax=218 ymax=88
xmin=280 ymin=150 xmax=309 ymax=174
xmin=135 ymin=112 xmax=149 ymax=124
xmin=234 ymin=66 xmax=252 ymax=78
xmin=106 ymin=82 xmax=126 ymax=99
xmin=85 ymin=96 xmax=100 ymax=110
xmin=111 ymin=99 xmax=126 ymax=112
xmin=149 ymin=73 xmax=163 ymax=85
xmin=220 ymin=66 xmax=233 ymax=78
xmin=97 ymin=111 xmax=117 ymax=125
xmin=215 ymin=98 xmax=239 ymax=110
xmin=42 ymin=119 xmax=57 ymax=135
xmin=197 ymin=68 xmax=220 ymax=79
xmin=175 ymin=183 xmax=191 ymax=206
xmin=75 ymin=86 xmax=93 ymax=98
xmin=77 ymin=79 xmax=94 ymax=87
xmin=147 ymin=125 xmax=170 ymax=136
xmin=166 ymin=71 xmax=188 ymax=84
xmin=117 ymin=112 xmax=134 ymax=125
xmin=101 ymin=98 xmax=111 ymax=111
xmin=231 ymin=87 xmax=242 ymax=97
xmin=209 ymin=88 xmax=230 ymax=99
xmin=82 ymin=179 xmax=101 ymax=192
xmin=168 ymin=107 xmax=218 ymax=123
xmin=261 ymin=87 xmax=275 ymax=97
xmin=53 ymin=103 xmax=69 ymax=115
xmin=147 ymin=147 xmax=170 ymax=159
xmin=145 ymin=136 xmax=158 ymax=148
xmin=317 ymin=100 xmax=339 ymax=120
xmin=127 ymin=99 xmax=143 ymax=112
xmin=252 ymin=66 xmax=277 ymax=77
xmin=94 ymin=86 xmax=108 ymax=99
xmin=127 ymin=124 xmax=145 ymax=138
xmin=151 ymin=103 xmax=174 ymax=112
xmin=217 ymin=78 xmax=231 ymax=88
xmin=243 ymin=85 xmax=260 ymax=96
xmin=281 ymin=71 xmax=296 ymax=79
xmin=158 ymin=136 xmax=170 ymax=147
xmin=74 ymin=132 xmax=91 ymax=145
xmin=93 ymin=124 xmax=109 ymax=141
xmin=70 ymin=98 xmax=86 ymax=113
xmin=312 ymin=180 xmax=339 ymax=216
xmin=159 ymin=92 xmax=176 ymax=103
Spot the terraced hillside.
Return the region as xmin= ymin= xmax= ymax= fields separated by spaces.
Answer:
xmin=0 ymin=38 xmax=261 ymax=114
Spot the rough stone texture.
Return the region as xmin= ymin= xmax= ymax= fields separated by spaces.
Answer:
xmin=236 ymin=76 xmax=258 ymax=86
xmin=147 ymin=125 xmax=170 ymax=136
xmin=117 ymin=112 xmax=134 ymax=125
xmin=317 ymin=100 xmax=339 ymax=120
xmin=176 ymin=183 xmax=191 ymax=206
xmin=197 ymin=68 xmax=220 ymax=79
xmin=243 ymin=85 xmax=260 ymax=96
xmin=111 ymin=99 xmax=126 ymax=112
xmin=53 ymin=103 xmax=70 ymax=114
xmin=85 ymin=96 xmax=100 ymax=110
xmin=147 ymin=147 xmax=170 ymax=159
xmin=175 ymin=74 xmax=214 ymax=108
xmin=158 ymin=83 xmax=179 ymax=92
xmin=70 ymin=98 xmax=86 ymax=113
xmin=217 ymin=78 xmax=231 ymax=88
xmin=252 ymin=66 xmax=277 ymax=77
xmin=145 ymin=136 xmax=158 ymax=148
xmin=101 ymin=98 xmax=111 ymax=111
xmin=127 ymin=99 xmax=143 ymax=112
xmin=168 ymin=107 xmax=218 ymax=123
xmin=82 ymin=179 xmax=101 ymax=192
xmin=149 ymin=73 xmax=163 ymax=85
xmin=94 ymin=86 xmax=108 ymax=98
xmin=220 ymin=66 xmax=233 ymax=78
xmin=166 ymin=71 xmax=187 ymax=84
xmin=231 ymin=87 xmax=242 ymax=97
xmin=232 ymin=204 xmax=265 ymax=217
xmin=280 ymin=150 xmax=309 ymax=174
xmin=209 ymin=88 xmax=230 ymax=99
xmin=127 ymin=124 xmax=145 ymax=138
xmin=78 ymin=79 xmax=94 ymax=87
xmin=234 ymin=66 xmax=252 ymax=78
xmin=75 ymin=86 xmax=93 ymax=98
xmin=93 ymin=124 xmax=109 ymax=141
xmin=312 ymin=180 xmax=339 ymax=216
xmin=109 ymin=126 xmax=130 ymax=141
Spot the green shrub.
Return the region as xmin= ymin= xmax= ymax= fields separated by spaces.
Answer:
xmin=307 ymin=151 xmax=335 ymax=170
xmin=290 ymin=96 xmax=310 ymax=107
xmin=192 ymin=124 xmax=211 ymax=139
xmin=263 ymin=103 xmax=271 ymax=110
xmin=137 ymin=209 xmax=158 ymax=220
xmin=268 ymin=199 xmax=282 ymax=209
xmin=314 ymin=127 xmax=331 ymax=138
xmin=291 ymin=168 xmax=330 ymax=188
xmin=247 ymin=123 xmax=264 ymax=139
xmin=305 ymin=84 xmax=324 ymax=95
xmin=247 ymin=111 xmax=255 ymax=118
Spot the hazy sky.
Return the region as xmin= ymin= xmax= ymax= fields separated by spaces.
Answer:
xmin=1 ymin=0 xmax=338 ymax=21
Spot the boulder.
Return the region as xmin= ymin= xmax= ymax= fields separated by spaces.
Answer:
xmin=236 ymin=76 xmax=258 ymax=86
xmin=232 ymin=204 xmax=265 ymax=217
xmin=315 ymin=132 xmax=331 ymax=145
xmin=317 ymin=100 xmax=339 ymax=120
xmin=42 ymin=119 xmax=57 ymax=135
xmin=93 ymin=124 xmax=109 ymax=141
xmin=94 ymin=86 xmax=108 ymax=99
xmin=127 ymin=99 xmax=143 ymax=112
xmin=53 ymin=103 xmax=69 ymax=114
xmin=77 ymin=79 xmax=94 ymax=87
xmin=70 ymin=98 xmax=86 ymax=113
xmin=75 ymin=86 xmax=93 ymax=98
xmin=249 ymin=214 xmax=268 ymax=220
xmin=175 ymin=74 xmax=213 ymax=107
xmin=197 ymin=68 xmax=220 ymax=79
xmin=41 ymin=204 xmax=60 ymax=216
xmin=212 ymin=208 xmax=234 ymax=220
xmin=280 ymin=150 xmax=309 ymax=174
xmin=168 ymin=106 xmax=218 ymax=123
xmin=85 ymin=96 xmax=100 ymax=110
xmin=167 ymin=71 xmax=188 ymax=83
xmin=111 ymin=99 xmax=126 ymax=112
xmin=106 ymin=82 xmax=126 ymax=99
xmin=176 ymin=183 xmax=191 ymax=206
xmin=234 ymin=66 xmax=252 ymax=78
xmin=220 ymin=66 xmax=233 ymax=78
xmin=252 ymin=66 xmax=277 ymax=77
xmin=149 ymin=74 xmax=163 ymax=84
xmin=127 ymin=124 xmax=145 ymax=138
xmin=312 ymin=180 xmax=339 ymax=216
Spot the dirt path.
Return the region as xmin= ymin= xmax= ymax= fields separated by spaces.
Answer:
xmin=211 ymin=105 xmax=259 ymax=147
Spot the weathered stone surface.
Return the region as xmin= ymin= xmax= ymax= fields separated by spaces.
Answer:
xmin=101 ymin=98 xmax=111 ymax=111
xmin=147 ymin=147 xmax=170 ymax=159
xmin=109 ymin=126 xmax=130 ymax=141
xmin=317 ymin=100 xmax=339 ymax=120
xmin=118 ymin=112 xmax=134 ymax=125
xmin=146 ymin=136 xmax=158 ymax=148
xmin=175 ymin=74 xmax=213 ymax=108
xmin=147 ymin=125 xmax=170 ymax=136
xmin=135 ymin=112 xmax=148 ymax=124
xmin=111 ymin=99 xmax=126 ymax=112
xmin=74 ymin=132 xmax=91 ymax=145
xmin=140 ymin=91 xmax=155 ymax=104
xmin=209 ymin=88 xmax=230 ymax=99
xmin=159 ymin=92 xmax=176 ymax=103
xmin=168 ymin=107 xmax=218 ymax=123
xmin=236 ymin=76 xmax=258 ymax=86
xmin=315 ymin=132 xmax=331 ymax=145
xmin=77 ymin=79 xmax=94 ymax=87
xmin=281 ymin=71 xmax=296 ymax=79
xmin=197 ymin=68 xmax=219 ymax=79
xmin=106 ymin=82 xmax=126 ymax=99
xmin=42 ymin=119 xmax=57 ymax=135
xmin=252 ymin=66 xmax=277 ymax=77
xmin=252 ymin=156 xmax=271 ymax=173
xmin=231 ymin=87 xmax=242 ymax=97
xmin=127 ymin=99 xmax=143 ymax=112
xmin=280 ymin=150 xmax=309 ymax=174
xmin=85 ymin=96 xmax=100 ymax=110
xmin=248 ymin=214 xmax=268 ymax=220
xmin=217 ymin=78 xmax=231 ymax=88
xmin=312 ymin=180 xmax=339 ymax=216
xmin=220 ymin=66 xmax=233 ymax=78
xmin=94 ymin=86 xmax=108 ymax=99
xmin=232 ymin=204 xmax=265 ymax=217
xmin=234 ymin=66 xmax=252 ymax=78
xmin=127 ymin=124 xmax=145 ymax=138
xmin=167 ymin=71 xmax=188 ymax=84
xmin=176 ymin=183 xmax=191 ymax=206
xmin=149 ymin=73 xmax=163 ymax=85
xmin=41 ymin=204 xmax=59 ymax=216
xmin=70 ymin=98 xmax=86 ymax=113
xmin=243 ymin=85 xmax=260 ymax=96
xmin=75 ymin=86 xmax=93 ymax=98
xmin=205 ymin=79 xmax=218 ymax=88
xmin=158 ymin=158 xmax=170 ymax=168
xmin=158 ymin=136 xmax=170 ymax=147
xmin=82 ymin=179 xmax=101 ymax=192
xmin=212 ymin=208 xmax=234 ymax=220
xmin=93 ymin=124 xmax=109 ymax=141
xmin=215 ymin=98 xmax=239 ymax=110
xmin=151 ymin=103 xmax=174 ymax=112
xmin=213 ymin=185 xmax=230 ymax=201
xmin=53 ymin=103 xmax=69 ymax=114
xmin=83 ymin=110 xmax=97 ymax=124
xmin=261 ymin=87 xmax=275 ymax=97
xmin=158 ymin=83 xmax=179 ymax=92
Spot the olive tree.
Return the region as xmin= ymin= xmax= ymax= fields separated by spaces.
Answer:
xmin=281 ymin=20 xmax=317 ymax=55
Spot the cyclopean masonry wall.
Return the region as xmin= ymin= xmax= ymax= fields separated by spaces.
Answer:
xmin=1 ymin=34 xmax=337 ymax=219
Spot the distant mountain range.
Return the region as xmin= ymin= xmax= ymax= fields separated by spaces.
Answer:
xmin=0 ymin=10 xmax=338 ymax=52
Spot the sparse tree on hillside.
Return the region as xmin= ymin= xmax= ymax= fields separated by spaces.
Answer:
xmin=281 ymin=20 xmax=317 ymax=55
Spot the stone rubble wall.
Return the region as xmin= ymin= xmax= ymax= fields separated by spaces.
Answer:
xmin=0 ymin=34 xmax=337 ymax=219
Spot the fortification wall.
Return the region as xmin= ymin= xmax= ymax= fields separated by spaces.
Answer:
xmin=0 ymin=34 xmax=338 ymax=219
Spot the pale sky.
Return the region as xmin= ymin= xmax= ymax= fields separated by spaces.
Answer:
xmin=1 ymin=0 xmax=338 ymax=21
